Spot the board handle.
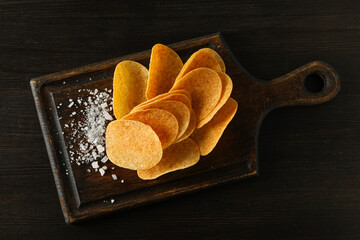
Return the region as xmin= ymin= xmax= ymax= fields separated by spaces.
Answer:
xmin=266 ymin=61 xmax=340 ymax=108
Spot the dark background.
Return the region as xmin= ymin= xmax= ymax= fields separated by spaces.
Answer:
xmin=1 ymin=0 xmax=359 ymax=239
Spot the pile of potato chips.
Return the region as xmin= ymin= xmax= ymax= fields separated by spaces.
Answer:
xmin=106 ymin=44 xmax=238 ymax=180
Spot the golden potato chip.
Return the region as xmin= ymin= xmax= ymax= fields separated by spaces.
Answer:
xmin=176 ymin=109 xmax=196 ymax=143
xmin=191 ymin=98 xmax=238 ymax=156
xmin=106 ymin=120 xmax=162 ymax=170
xmin=138 ymin=100 xmax=190 ymax=139
xmin=133 ymin=91 xmax=191 ymax=113
xmin=146 ymin=44 xmax=183 ymax=100
xmin=196 ymin=71 xmax=233 ymax=128
xmin=122 ymin=109 xmax=178 ymax=149
xmin=170 ymin=89 xmax=192 ymax=103
xmin=174 ymin=49 xmax=222 ymax=82
xmin=170 ymin=68 xmax=222 ymax=126
xmin=113 ymin=61 xmax=148 ymax=119
xmin=198 ymin=48 xmax=226 ymax=73
xmin=137 ymin=138 xmax=200 ymax=180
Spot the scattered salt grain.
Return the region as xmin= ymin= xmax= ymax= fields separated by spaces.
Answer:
xmin=112 ymin=174 xmax=118 ymax=180
xmin=91 ymin=161 xmax=99 ymax=169
xmin=96 ymin=145 xmax=105 ymax=153
xmin=121 ymin=180 xmax=124 ymax=183
xmin=101 ymin=156 xmax=108 ymax=163
xmin=104 ymin=111 xmax=113 ymax=121
xmin=102 ymin=166 xmax=107 ymax=170
xmin=99 ymin=168 xmax=105 ymax=176
xmin=110 ymin=199 xmax=115 ymax=203
xmin=68 ymin=102 xmax=74 ymax=108
xmin=87 ymin=169 xmax=91 ymax=172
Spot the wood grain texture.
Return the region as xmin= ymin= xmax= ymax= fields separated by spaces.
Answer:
xmin=1 ymin=0 xmax=359 ymax=239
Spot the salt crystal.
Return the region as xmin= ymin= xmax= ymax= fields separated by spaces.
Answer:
xmin=110 ymin=199 xmax=115 ymax=203
xmin=63 ymin=81 xmax=66 ymax=84
xmin=101 ymin=103 xmax=108 ymax=108
xmin=121 ymin=180 xmax=124 ymax=183
xmin=91 ymin=161 xmax=99 ymax=169
xmin=112 ymin=174 xmax=118 ymax=180
xmin=69 ymin=99 xmax=73 ymax=102
xmin=64 ymin=124 xmax=69 ymax=128
xmin=92 ymin=150 xmax=97 ymax=159
xmin=72 ymin=111 xmax=76 ymax=116
xmin=99 ymin=168 xmax=105 ymax=176
xmin=77 ymin=99 xmax=82 ymax=104
xmin=68 ymin=102 xmax=74 ymax=108
xmin=104 ymin=111 xmax=113 ymax=121
xmin=102 ymin=166 xmax=107 ymax=170
xmin=101 ymin=156 xmax=108 ymax=163
xmin=96 ymin=145 xmax=105 ymax=153
xmin=87 ymin=169 xmax=91 ymax=172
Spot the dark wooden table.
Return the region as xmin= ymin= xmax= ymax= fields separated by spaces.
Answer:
xmin=1 ymin=1 xmax=359 ymax=239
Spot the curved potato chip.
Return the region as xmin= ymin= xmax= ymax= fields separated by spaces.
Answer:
xmin=197 ymin=71 xmax=233 ymax=128
xmin=198 ymin=48 xmax=226 ymax=73
xmin=170 ymin=89 xmax=192 ymax=103
xmin=176 ymin=109 xmax=196 ymax=143
xmin=113 ymin=61 xmax=148 ymax=119
xmin=133 ymin=91 xmax=191 ymax=112
xmin=122 ymin=109 xmax=178 ymax=149
xmin=191 ymin=98 xmax=238 ymax=156
xmin=146 ymin=44 xmax=183 ymax=100
xmin=138 ymin=100 xmax=190 ymax=139
xmin=174 ymin=49 xmax=222 ymax=83
xmin=106 ymin=120 xmax=162 ymax=170
xmin=137 ymin=138 xmax=200 ymax=180
xmin=171 ymin=68 xmax=222 ymax=126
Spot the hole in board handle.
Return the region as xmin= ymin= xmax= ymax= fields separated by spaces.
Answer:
xmin=304 ymin=73 xmax=325 ymax=94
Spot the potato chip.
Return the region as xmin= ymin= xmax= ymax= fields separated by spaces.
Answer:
xmin=113 ymin=61 xmax=148 ymax=119
xmin=133 ymin=91 xmax=191 ymax=113
xmin=191 ymin=98 xmax=238 ymax=156
xmin=198 ymin=48 xmax=226 ymax=73
xmin=146 ymin=44 xmax=183 ymax=100
xmin=174 ymin=49 xmax=222 ymax=83
xmin=138 ymin=100 xmax=190 ymax=139
xmin=176 ymin=109 xmax=196 ymax=143
xmin=122 ymin=109 xmax=178 ymax=149
xmin=196 ymin=71 xmax=233 ymax=128
xmin=106 ymin=120 xmax=162 ymax=170
xmin=137 ymin=138 xmax=200 ymax=180
xmin=170 ymin=68 xmax=222 ymax=126
xmin=170 ymin=89 xmax=192 ymax=103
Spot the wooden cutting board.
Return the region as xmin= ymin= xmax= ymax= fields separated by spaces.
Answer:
xmin=30 ymin=33 xmax=340 ymax=224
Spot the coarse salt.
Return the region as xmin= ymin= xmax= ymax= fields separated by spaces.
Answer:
xmin=101 ymin=156 xmax=108 ymax=163
xmin=91 ymin=161 xmax=99 ymax=169
xmin=112 ymin=174 xmax=118 ymax=180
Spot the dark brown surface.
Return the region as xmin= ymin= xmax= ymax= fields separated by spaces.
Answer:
xmin=1 ymin=0 xmax=359 ymax=239
xmin=31 ymin=33 xmax=340 ymax=224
